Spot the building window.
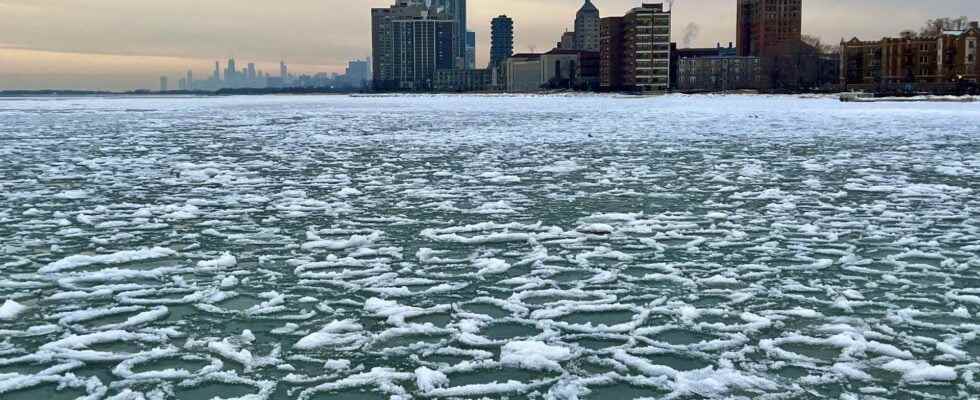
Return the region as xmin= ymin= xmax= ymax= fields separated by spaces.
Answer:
xmin=970 ymin=54 xmax=976 ymax=63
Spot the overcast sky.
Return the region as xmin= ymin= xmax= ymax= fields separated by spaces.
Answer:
xmin=0 ymin=0 xmax=976 ymax=90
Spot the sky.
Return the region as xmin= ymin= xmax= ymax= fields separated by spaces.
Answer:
xmin=0 ymin=0 xmax=976 ymax=90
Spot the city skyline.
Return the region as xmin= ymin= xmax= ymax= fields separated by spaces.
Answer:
xmin=0 ymin=0 xmax=977 ymax=90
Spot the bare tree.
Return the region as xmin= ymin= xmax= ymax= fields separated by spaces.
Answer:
xmin=919 ymin=16 xmax=970 ymax=37
xmin=801 ymin=34 xmax=835 ymax=55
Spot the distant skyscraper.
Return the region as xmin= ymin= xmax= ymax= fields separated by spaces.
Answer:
xmin=490 ymin=15 xmax=514 ymax=68
xmin=247 ymin=63 xmax=257 ymax=82
xmin=280 ymin=61 xmax=288 ymax=85
xmin=159 ymin=76 xmax=168 ymax=92
xmin=737 ymin=0 xmax=802 ymax=57
xmin=574 ymin=0 xmax=600 ymax=51
xmin=213 ymin=62 xmax=221 ymax=81
xmin=345 ymin=59 xmax=370 ymax=88
xmin=466 ymin=31 xmax=476 ymax=69
xmin=186 ymin=70 xmax=194 ymax=90
xmin=227 ymin=59 xmax=237 ymax=81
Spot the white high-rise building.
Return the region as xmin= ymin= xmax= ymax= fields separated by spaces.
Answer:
xmin=574 ymin=0 xmax=600 ymax=51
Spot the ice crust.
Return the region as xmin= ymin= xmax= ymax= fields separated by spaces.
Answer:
xmin=1 ymin=94 xmax=979 ymax=399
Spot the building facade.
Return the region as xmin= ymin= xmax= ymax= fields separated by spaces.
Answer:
xmin=466 ymin=31 xmax=477 ymax=69
xmin=371 ymin=1 xmax=427 ymax=89
xmin=490 ymin=15 xmax=515 ymax=69
xmin=574 ymin=0 xmax=600 ymax=52
xmin=841 ymin=22 xmax=980 ymax=88
xmin=345 ymin=60 xmax=370 ymax=88
xmin=372 ymin=1 xmax=463 ymax=91
xmin=599 ymin=17 xmax=625 ymax=90
xmin=391 ymin=18 xmax=457 ymax=90
xmin=505 ymin=54 xmax=543 ymax=92
xmin=504 ymin=50 xmax=597 ymax=92
xmin=736 ymin=0 xmax=803 ymax=58
xmin=669 ymin=43 xmax=737 ymax=89
xmin=559 ymin=31 xmax=577 ymax=50
xmin=434 ymin=68 xmax=493 ymax=92
xmin=623 ymin=3 xmax=672 ymax=92
xmin=676 ymin=57 xmax=762 ymax=92
xmin=600 ymin=3 xmax=671 ymax=92
xmin=432 ymin=0 xmax=467 ymax=64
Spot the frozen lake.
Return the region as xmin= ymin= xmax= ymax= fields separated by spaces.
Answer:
xmin=1 ymin=94 xmax=979 ymax=399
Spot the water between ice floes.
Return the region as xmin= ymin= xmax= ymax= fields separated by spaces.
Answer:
xmin=1 ymin=94 xmax=979 ymax=399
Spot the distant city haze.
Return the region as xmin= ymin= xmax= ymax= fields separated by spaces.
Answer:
xmin=0 ymin=0 xmax=976 ymax=90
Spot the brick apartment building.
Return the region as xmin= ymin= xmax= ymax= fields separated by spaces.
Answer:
xmin=599 ymin=3 xmax=672 ymax=92
xmin=841 ymin=22 xmax=979 ymax=88
xmin=736 ymin=0 xmax=803 ymax=58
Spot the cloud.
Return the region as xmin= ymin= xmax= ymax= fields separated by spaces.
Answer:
xmin=0 ymin=0 xmax=976 ymax=89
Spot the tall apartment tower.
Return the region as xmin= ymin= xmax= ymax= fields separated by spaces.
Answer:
xmin=391 ymin=18 xmax=457 ymax=90
xmin=432 ymin=0 xmax=467 ymax=64
xmin=159 ymin=76 xmax=168 ymax=92
xmin=737 ymin=0 xmax=802 ymax=57
xmin=490 ymin=15 xmax=515 ymax=68
xmin=372 ymin=1 xmax=459 ymax=90
xmin=371 ymin=1 xmax=427 ymax=89
xmin=600 ymin=3 xmax=671 ymax=92
xmin=574 ymin=0 xmax=601 ymax=51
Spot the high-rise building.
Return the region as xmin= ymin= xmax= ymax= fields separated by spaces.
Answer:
xmin=372 ymin=1 xmax=461 ymax=90
xmin=490 ymin=15 xmax=514 ymax=68
xmin=345 ymin=59 xmax=370 ymax=88
xmin=280 ymin=61 xmax=288 ymax=85
xmin=186 ymin=70 xmax=194 ymax=91
xmin=599 ymin=17 xmax=624 ymax=90
xmin=226 ymin=58 xmax=238 ymax=83
xmin=213 ymin=62 xmax=221 ymax=81
xmin=159 ymin=76 xmax=168 ymax=92
xmin=432 ymin=0 xmax=467 ymax=63
xmin=371 ymin=1 xmax=429 ymax=89
xmin=574 ymin=0 xmax=600 ymax=51
xmin=466 ymin=31 xmax=477 ymax=69
xmin=391 ymin=18 xmax=457 ymax=90
xmin=559 ymin=31 xmax=576 ymax=50
xmin=601 ymin=3 xmax=671 ymax=92
xmin=736 ymin=0 xmax=802 ymax=58
xmin=247 ymin=63 xmax=257 ymax=82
